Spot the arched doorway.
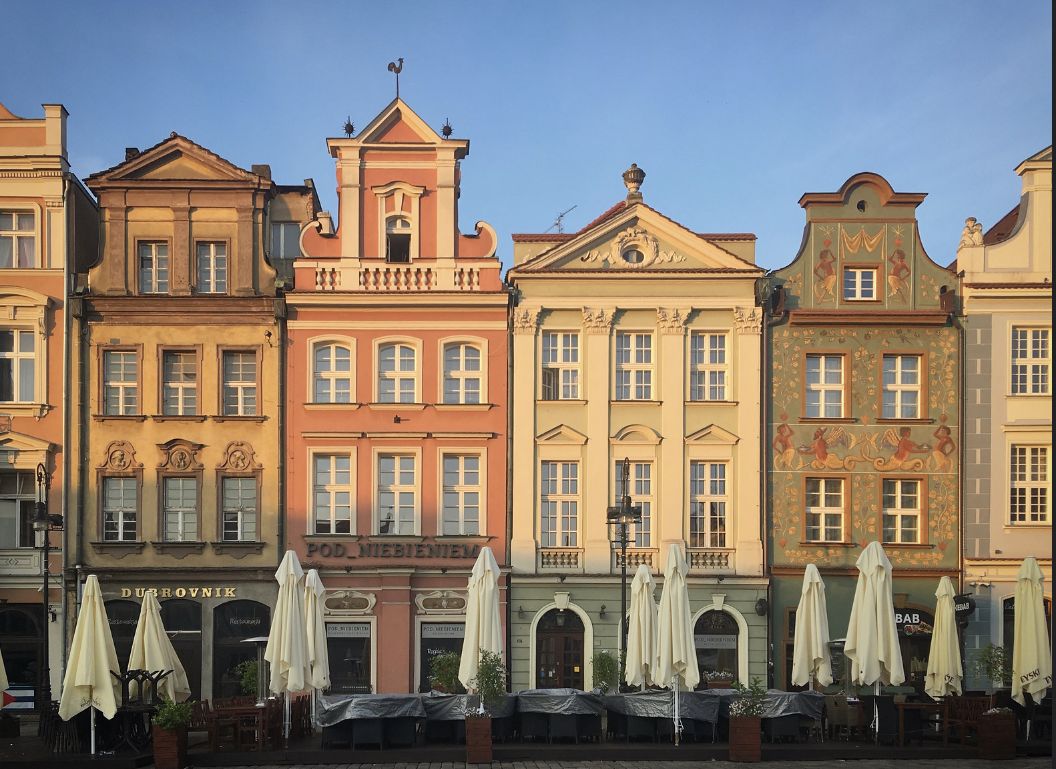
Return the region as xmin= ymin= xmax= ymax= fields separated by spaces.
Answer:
xmin=535 ymin=609 xmax=584 ymax=690
xmin=212 ymin=600 xmax=269 ymax=699
xmin=694 ymin=610 xmax=739 ymax=688
xmin=0 ymin=605 xmax=43 ymax=700
xmin=1002 ymin=595 xmax=1053 ymax=652
xmin=105 ymin=599 xmax=141 ymax=672
xmin=160 ymin=599 xmax=202 ymax=700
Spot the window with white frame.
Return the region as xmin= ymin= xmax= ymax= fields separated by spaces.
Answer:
xmin=689 ymin=332 xmax=727 ymax=401
xmin=103 ymin=350 xmax=138 ymax=415
xmin=222 ymin=351 xmax=257 ymax=416
xmin=442 ymin=343 xmax=482 ymax=404
xmin=541 ymin=331 xmax=579 ymax=400
xmin=313 ymin=454 xmax=352 ymax=534
xmin=162 ymin=477 xmax=198 ymax=542
xmin=0 ymin=211 xmax=35 ymax=268
xmin=1011 ymin=327 xmax=1050 ymax=395
xmin=689 ymin=461 xmax=727 ymax=548
xmin=882 ymin=478 xmax=920 ymax=543
xmin=162 ymin=351 xmax=197 ymax=415
xmin=102 ymin=477 xmax=137 ymax=542
xmin=441 ymin=454 xmax=480 ymax=535
xmin=386 ymin=216 xmax=412 ymax=263
xmin=0 ymin=329 xmax=35 ymax=403
xmin=882 ymin=354 xmax=921 ymax=419
xmin=271 ymin=222 xmax=300 ymax=260
xmin=377 ymin=454 xmax=417 ymax=535
xmin=138 ymin=242 xmax=169 ymax=294
xmin=842 ymin=268 xmax=876 ymax=300
xmin=313 ymin=343 xmax=352 ymax=403
xmin=0 ymin=472 xmax=36 ymax=548
xmin=805 ymin=477 xmax=844 ymax=542
xmin=540 ymin=461 xmax=578 ymax=547
xmin=615 ymin=332 xmax=653 ymax=400
xmin=196 ymin=242 xmax=227 ymax=294
xmin=805 ymin=354 xmax=844 ymax=418
xmin=221 ymin=477 xmax=258 ymax=541
xmin=1010 ymin=445 xmax=1049 ymax=524
xmin=378 ymin=343 xmax=416 ymax=403
xmin=615 ymin=461 xmax=652 ymax=547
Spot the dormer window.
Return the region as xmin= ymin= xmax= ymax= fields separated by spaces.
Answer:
xmin=386 ymin=216 xmax=412 ymax=263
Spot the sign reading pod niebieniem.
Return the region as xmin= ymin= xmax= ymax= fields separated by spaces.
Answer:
xmin=303 ymin=539 xmax=482 ymax=560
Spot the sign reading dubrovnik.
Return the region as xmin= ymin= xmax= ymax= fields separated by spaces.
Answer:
xmin=304 ymin=539 xmax=482 ymax=560
xmin=119 ymin=586 xmax=238 ymax=598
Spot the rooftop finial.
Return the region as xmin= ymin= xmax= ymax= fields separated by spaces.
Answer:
xmin=623 ymin=163 xmax=646 ymax=201
xmin=387 ymin=58 xmax=404 ymax=99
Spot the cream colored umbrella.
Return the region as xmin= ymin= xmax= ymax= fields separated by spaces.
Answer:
xmin=791 ymin=564 xmax=833 ymax=689
xmin=0 ymin=643 xmax=8 ymax=694
xmin=624 ymin=563 xmax=658 ymax=689
xmin=128 ymin=591 xmax=191 ymax=702
xmin=58 ymin=575 xmax=120 ymax=755
xmin=924 ymin=576 xmax=962 ymax=700
xmin=304 ymin=568 xmax=331 ymax=727
xmin=845 ymin=541 xmax=905 ymax=688
xmin=1012 ymin=556 xmax=1052 ymax=708
xmin=264 ymin=550 xmax=311 ymax=738
xmin=458 ymin=546 xmax=503 ymax=693
xmin=654 ymin=544 xmax=699 ymax=745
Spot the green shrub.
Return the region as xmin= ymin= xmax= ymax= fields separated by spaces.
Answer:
xmin=428 ymin=651 xmax=465 ymax=693
xmin=234 ymin=659 xmax=258 ymax=696
xmin=470 ymin=650 xmax=507 ymax=714
xmin=729 ymin=677 xmax=768 ymax=718
xmin=152 ymin=700 xmax=192 ymax=730
xmin=590 ymin=649 xmax=620 ymax=693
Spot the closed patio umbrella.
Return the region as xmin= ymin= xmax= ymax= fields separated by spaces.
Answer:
xmin=624 ymin=563 xmax=658 ymax=689
xmin=128 ymin=591 xmax=191 ymax=702
xmin=0 ymin=643 xmax=8 ymax=694
xmin=1012 ymin=557 xmax=1051 ymax=709
xmin=654 ymin=544 xmax=699 ymax=745
xmin=458 ymin=546 xmax=503 ymax=693
xmin=264 ymin=550 xmax=311 ymax=738
xmin=791 ymin=563 xmax=833 ymax=689
xmin=58 ymin=575 xmax=120 ymax=755
xmin=304 ymin=568 xmax=331 ymax=727
xmin=924 ymin=576 xmax=962 ymax=700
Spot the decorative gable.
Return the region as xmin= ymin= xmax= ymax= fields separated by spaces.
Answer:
xmin=354 ymin=99 xmax=452 ymax=147
xmin=536 ymin=424 xmax=588 ymax=445
xmin=685 ymin=424 xmax=740 ymax=445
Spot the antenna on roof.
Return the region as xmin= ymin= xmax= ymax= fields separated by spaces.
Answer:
xmin=546 ymin=205 xmax=577 ymax=234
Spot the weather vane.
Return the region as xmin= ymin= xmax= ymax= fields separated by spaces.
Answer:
xmin=387 ymin=58 xmax=404 ymax=98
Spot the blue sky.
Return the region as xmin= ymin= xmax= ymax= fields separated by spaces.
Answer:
xmin=3 ymin=1 xmax=1051 ymax=269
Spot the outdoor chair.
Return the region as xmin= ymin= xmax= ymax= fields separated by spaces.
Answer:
xmin=764 ymin=713 xmax=800 ymax=743
xmin=944 ymin=695 xmax=990 ymax=744
xmin=626 ymin=714 xmax=656 ymax=742
xmin=577 ymin=713 xmax=603 ymax=743
xmin=352 ymin=717 xmax=384 ymax=749
xmin=607 ymin=710 xmax=627 ymax=741
xmin=519 ymin=711 xmax=549 ymax=742
xmin=492 ymin=715 xmax=513 ymax=742
xmin=321 ymin=720 xmax=354 ymax=749
xmin=423 ymin=719 xmax=457 ymax=743
xmin=899 ymin=704 xmax=926 ymax=746
xmin=656 ymin=717 xmax=675 ymax=742
xmin=861 ymin=695 xmax=898 ymax=745
xmin=188 ymin=699 xmax=212 ymax=732
xmin=684 ymin=718 xmax=716 ymax=743
xmin=548 ymin=712 xmax=579 ymax=743
xmin=385 ymin=716 xmax=418 ymax=747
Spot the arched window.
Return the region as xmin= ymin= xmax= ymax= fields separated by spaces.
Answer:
xmin=535 ymin=609 xmax=585 ymax=690
xmin=378 ymin=343 xmax=416 ymax=403
xmin=386 ymin=216 xmax=412 ymax=263
xmin=1002 ymin=595 xmax=1053 ymax=653
xmin=442 ymin=343 xmax=482 ymax=404
xmin=694 ymin=610 xmax=738 ymax=688
xmin=213 ymin=600 xmax=270 ymax=699
xmin=0 ymin=604 xmax=42 ymax=687
xmin=105 ymin=599 xmax=141 ymax=672
xmin=160 ymin=599 xmax=202 ymax=700
xmin=313 ymin=343 xmax=352 ymax=403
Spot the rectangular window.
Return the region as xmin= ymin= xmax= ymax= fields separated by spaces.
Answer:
xmin=222 ymin=351 xmax=257 ymax=416
xmin=882 ymin=354 xmax=921 ymax=419
xmin=615 ymin=461 xmax=652 ymax=547
xmin=377 ymin=454 xmax=417 ymax=535
xmin=882 ymin=479 xmax=920 ymax=543
xmin=222 ymin=477 xmax=258 ymax=541
xmin=196 ymin=242 xmax=227 ymax=294
xmin=442 ymin=343 xmax=482 ymax=404
xmin=843 ymin=268 xmax=877 ymax=300
xmin=103 ymin=350 xmax=138 ymax=415
xmin=689 ymin=332 xmax=727 ymax=401
xmin=541 ymin=331 xmax=579 ymax=400
xmin=805 ymin=354 xmax=844 ymax=418
xmin=102 ymin=477 xmax=137 ymax=542
xmin=615 ymin=332 xmax=653 ymax=400
xmin=689 ymin=461 xmax=727 ymax=548
xmin=313 ymin=343 xmax=352 ymax=403
xmin=540 ymin=461 xmax=578 ymax=547
xmin=162 ymin=351 xmax=197 ymax=415
xmin=162 ymin=477 xmax=198 ymax=542
xmin=0 ymin=329 xmax=35 ymax=403
xmin=441 ymin=454 xmax=480 ymax=535
xmin=313 ymin=454 xmax=352 ymax=534
xmin=1010 ymin=445 xmax=1049 ymax=524
xmin=0 ymin=472 xmax=37 ymax=548
xmin=138 ymin=242 xmax=169 ymax=294
xmin=378 ymin=343 xmax=416 ymax=403
xmin=805 ymin=477 xmax=844 ymax=542
xmin=0 ymin=211 xmax=35 ymax=268
xmin=271 ymin=222 xmax=300 ymax=260
xmin=1011 ymin=327 xmax=1050 ymax=395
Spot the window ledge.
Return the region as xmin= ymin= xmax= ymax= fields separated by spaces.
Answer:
xmin=370 ymin=535 xmax=426 ymax=542
xmin=213 ymin=415 xmax=267 ymax=422
xmin=92 ymin=414 xmax=149 ymax=422
xmin=368 ymin=402 xmax=428 ymax=411
xmin=150 ymin=541 xmax=207 ymax=558
xmin=90 ymin=540 xmax=146 ymax=558
xmin=0 ymin=403 xmax=51 ymax=419
xmin=882 ymin=542 xmax=934 ymax=549
xmin=875 ymin=417 xmax=935 ymax=425
xmin=304 ymin=403 xmax=361 ymax=411
xmin=1003 ymin=523 xmax=1052 ymax=529
xmin=536 ymin=399 xmax=588 ymax=406
xmin=798 ymin=417 xmax=857 ymax=424
xmin=210 ymin=541 xmax=266 ymax=558
xmin=798 ymin=541 xmax=858 ymax=548
xmin=609 ymin=399 xmax=663 ymax=406
xmin=434 ymin=535 xmax=493 ymax=543
xmin=1006 ymin=393 xmax=1052 ymax=398
xmin=433 ymin=404 xmax=494 ymax=412
xmin=685 ymin=400 xmax=739 ymax=406
xmin=304 ymin=533 xmax=361 ymax=540
xmin=151 ymin=415 xmax=208 ymax=422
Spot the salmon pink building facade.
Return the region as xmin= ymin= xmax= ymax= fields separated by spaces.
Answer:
xmin=286 ymin=98 xmax=509 ymax=694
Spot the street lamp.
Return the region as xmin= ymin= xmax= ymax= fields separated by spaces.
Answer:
xmin=33 ymin=462 xmax=63 ymax=720
xmin=607 ymin=457 xmax=642 ymax=672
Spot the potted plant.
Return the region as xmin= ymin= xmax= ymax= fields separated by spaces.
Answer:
xmin=466 ymin=650 xmax=507 ymax=764
xmin=978 ymin=707 xmax=1016 ymax=760
xmin=703 ymin=669 xmax=737 ymax=689
xmin=234 ymin=659 xmax=259 ymax=697
xmin=428 ymin=651 xmax=466 ymax=694
xmin=728 ymin=677 xmax=767 ymax=762
xmin=590 ymin=649 xmax=620 ymax=694
xmin=152 ymin=699 xmax=192 ymax=769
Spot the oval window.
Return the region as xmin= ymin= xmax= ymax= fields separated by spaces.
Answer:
xmin=622 ymin=248 xmax=645 ymax=264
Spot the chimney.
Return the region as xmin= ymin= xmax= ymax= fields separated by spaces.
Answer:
xmin=252 ymin=164 xmax=272 ymax=180
xmin=124 ymin=147 xmax=140 ymax=161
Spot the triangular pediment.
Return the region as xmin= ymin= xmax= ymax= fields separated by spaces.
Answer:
xmin=357 ymin=99 xmax=447 ymax=146
xmin=685 ymin=424 xmax=739 ymax=445
xmin=88 ymin=135 xmax=259 ymax=184
xmin=511 ymin=206 xmax=761 ymax=275
xmin=536 ymin=424 xmax=588 ymax=445
xmin=0 ymin=430 xmax=54 ymax=453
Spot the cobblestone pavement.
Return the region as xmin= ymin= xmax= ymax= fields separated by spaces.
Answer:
xmin=215 ymin=760 xmax=1052 ymax=769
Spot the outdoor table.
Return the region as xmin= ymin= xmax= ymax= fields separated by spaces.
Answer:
xmin=212 ymin=702 xmax=267 ymax=751
xmin=318 ymin=693 xmax=427 ymax=749
xmin=896 ymin=701 xmax=944 ymax=746
xmin=604 ymin=691 xmax=720 ymax=743
xmin=109 ymin=703 xmax=156 ymax=753
xmin=708 ymin=689 xmax=824 ymax=720
xmin=516 ymin=688 xmax=603 ymax=743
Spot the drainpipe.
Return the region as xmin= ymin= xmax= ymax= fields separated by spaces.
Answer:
xmin=505 ymin=283 xmax=515 ymax=675
xmin=60 ymin=175 xmax=71 ymax=670
xmin=276 ymin=296 xmax=287 ymax=564
xmin=75 ymin=297 xmax=87 ymax=616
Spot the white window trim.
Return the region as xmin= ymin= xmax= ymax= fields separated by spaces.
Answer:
xmin=221 ymin=476 xmax=259 ymax=542
xmin=436 ymin=446 xmax=488 ymax=537
xmin=1010 ymin=326 xmax=1051 ymax=396
xmin=1008 ymin=443 xmax=1050 ymax=526
xmin=372 ymin=447 xmax=422 ymax=536
xmin=103 ymin=349 xmax=139 ymax=416
xmin=221 ymin=350 xmax=258 ymax=416
xmin=1 ymin=470 xmax=42 ymax=548
xmin=195 ymin=241 xmax=228 ymax=294
xmin=882 ymin=478 xmax=921 ymax=544
xmin=0 ymin=204 xmax=42 ymax=269
xmin=0 ymin=287 xmax=49 ymax=416
xmin=688 ymin=330 xmax=730 ymax=402
xmin=373 ymin=181 xmax=424 ymax=262
xmin=308 ymin=335 xmax=357 ymax=405
xmin=688 ymin=459 xmax=729 ymax=548
xmin=326 ymin=616 xmax=378 ymax=695
xmin=539 ymin=457 xmax=581 ymax=548
xmin=528 ymin=600 xmax=595 ymax=690
xmin=805 ymin=354 xmax=845 ymax=419
xmin=805 ymin=477 xmax=845 ymax=543
xmin=882 ymin=354 xmax=921 ymax=419
xmin=540 ymin=329 xmax=581 ymax=401
xmin=162 ymin=476 xmax=199 ymax=542
xmin=308 ymin=447 xmax=357 ymax=535
xmin=270 ymin=221 xmax=302 ymax=261
xmin=691 ymin=602 xmax=750 ymax=685
xmin=437 ymin=336 xmax=488 ymax=405
xmin=842 ymin=267 xmax=877 ymax=301
xmin=373 ymin=337 xmax=421 ymax=404
xmin=138 ymin=241 xmax=170 ymax=294
xmin=161 ymin=350 xmax=198 ymax=416
xmin=615 ymin=457 xmax=655 ymax=549
xmin=614 ymin=330 xmax=655 ymax=401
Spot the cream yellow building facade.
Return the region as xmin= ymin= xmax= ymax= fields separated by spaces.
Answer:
xmin=506 ymin=168 xmax=768 ymax=690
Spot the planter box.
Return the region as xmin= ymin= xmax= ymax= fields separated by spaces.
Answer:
xmin=729 ymin=715 xmax=762 ymax=763
xmin=978 ymin=712 xmax=1016 ymax=760
xmin=708 ymin=680 xmax=734 ymax=689
xmin=152 ymin=725 xmax=188 ymax=769
xmin=465 ymin=715 xmax=492 ymax=763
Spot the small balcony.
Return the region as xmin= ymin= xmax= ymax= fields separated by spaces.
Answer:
xmin=538 ymin=548 xmax=583 ymax=572
xmin=687 ymin=548 xmax=734 ymax=572
xmin=612 ymin=548 xmax=657 ymax=571
xmin=310 ymin=264 xmax=482 ymax=292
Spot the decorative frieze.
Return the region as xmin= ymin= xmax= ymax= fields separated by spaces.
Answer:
xmin=581 ymin=307 xmax=613 ymax=334
xmin=732 ymin=307 xmax=762 ymax=334
xmin=512 ymin=306 xmax=541 ymax=334
xmin=657 ymin=307 xmax=690 ymax=334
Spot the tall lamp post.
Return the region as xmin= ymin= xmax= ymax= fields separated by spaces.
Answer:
xmin=33 ymin=462 xmax=63 ymax=719
xmin=607 ymin=457 xmax=641 ymax=671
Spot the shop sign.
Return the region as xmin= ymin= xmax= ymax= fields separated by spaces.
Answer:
xmin=954 ymin=594 xmax=976 ymax=620
xmin=422 ymin=623 xmax=465 ymax=639
xmin=119 ymin=586 xmax=237 ymax=599
xmin=694 ymin=634 xmax=738 ymax=649
xmin=327 ymin=622 xmax=371 ymax=638
xmin=304 ymin=540 xmax=481 ymax=560
xmin=894 ymin=609 xmax=933 ymax=636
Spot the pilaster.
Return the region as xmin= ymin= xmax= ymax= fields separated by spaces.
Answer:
xmin=171 ymin=205 xmax=191 ymax=295
xmin=511 ymin=307 xmax=540 ymax=572
xmin=733 ymin=307 xmax=763 ymax=575
xmin=582 ymin=307 xmax=613 ymax=573
xmin=658 ymin=307 xmax=689 ymax=553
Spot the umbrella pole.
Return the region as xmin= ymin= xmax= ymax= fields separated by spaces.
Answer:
xmin=873 ymin=681 xmax=880 ymax=744
xmin=311 ymin=687 xmax=317 ymax=730
xmin=90 ymin=706 xmax=96 ymax=755
xmin=673 ymin=677 xmax=680 ymax=747
xmin=284 ymin=694 xmax=291 ymax=741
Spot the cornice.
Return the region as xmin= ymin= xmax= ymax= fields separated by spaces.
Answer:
xmin=788 ymin=310 xmax=949 ymax=326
